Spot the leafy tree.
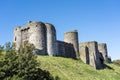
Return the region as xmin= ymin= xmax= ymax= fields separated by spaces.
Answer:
xmin=0 ymin=45 xmax=4 ymax=50
xmin=0 ymin=42 xmax=55 ymax=80
xmin=0 ymin=49 xmax=18 ymax=79
xmin=4 ymin=42 xmax=12 ymax=50
xmin=0 ymin=45 xmax=4 ymax=55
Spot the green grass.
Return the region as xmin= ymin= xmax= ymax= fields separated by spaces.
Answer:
xmin=37 ymin=56 xmax=120 ymax=80
xmin=1 ymin=51 xmax=120 ymax=80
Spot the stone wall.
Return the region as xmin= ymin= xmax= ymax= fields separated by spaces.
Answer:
xmin=21 ymin=27 xmax=30 ymax=42
xmin=79 ymin=41 xmax=104 ymax=69
xmin=14 ymin=27 xmax=22 ymax=50
xmin=98 ymin=43 xmax=108 ymax=62
xmin=56 ymin=41 xmax=76 ymax=58
xmin=79 ymin=43 xmax=89 ymax=64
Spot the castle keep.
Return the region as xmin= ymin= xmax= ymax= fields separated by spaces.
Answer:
xmin=14 ymin=21 xmax=111 ymax=69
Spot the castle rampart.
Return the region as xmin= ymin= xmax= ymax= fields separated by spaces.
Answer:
xmin=14 ymin=21 xmax=111 ymax=69
xmin=56 ymin=40 xmax=76 ymax=58
xmin=14 ymin=21 xmax=78 ymax=57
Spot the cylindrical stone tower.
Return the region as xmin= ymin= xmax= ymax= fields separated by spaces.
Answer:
xmin=98 ymin=43 xmax=108 ymax=62
xmin=64 ymin=30 xmax=79 ymax=57
xmin=45 ymin=23 xmax=57 ymax=56
xmin=13 ymin=26 xmax=22 ymax=50
xmin=28 ymin=21 xmax=47 ymax=55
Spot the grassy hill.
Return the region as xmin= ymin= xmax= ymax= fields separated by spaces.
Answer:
xmin=37 ymin=56 xmax=120 ymax=80
xmin=1 ymin=51 xmax=120 ymax=80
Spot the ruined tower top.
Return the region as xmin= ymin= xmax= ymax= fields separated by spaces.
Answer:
xmin=64 ymin=30 xmax=78 ymax=34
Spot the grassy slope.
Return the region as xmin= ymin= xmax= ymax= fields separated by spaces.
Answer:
xmin=37 ymin=56 xmax=120 ymax=80
xmin=0 ymin=52 xmax=120 ymax=80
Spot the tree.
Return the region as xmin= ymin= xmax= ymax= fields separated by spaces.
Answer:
xmin=0 ymin=45 xmax=4 ymax=50
xmin=0 ymin=45 xmax=4 ymax=54
xmin=0 ymin=49 xmax=18 ymax=79
xmin=4 ymin=42 xmax=12 ymax=50
xmin=0 ymin=42 xmax=54 ymax=80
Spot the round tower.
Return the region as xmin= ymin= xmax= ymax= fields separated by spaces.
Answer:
xmin=64 ymin=30 xmax=79 ymax=57
xmin=28 ymin=21 xmax=47 ymax=55
xmin=13 ymin=26 xmax=22 ymax=50
xmin=45 ymin=23 xmax=57 ymax=56
xmin=98 ymin=43 xmax=108 ymax=62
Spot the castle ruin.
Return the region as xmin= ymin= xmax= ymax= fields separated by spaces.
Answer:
xmin=14 ymin=21 xmax=111 ymax=69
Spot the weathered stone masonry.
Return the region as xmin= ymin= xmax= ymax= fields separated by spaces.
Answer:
xmin=14 ymin=21 xmax=77 ymax=57
xmin=14 ymin=21 xmax=111 ymax=69
xmin=79 ymin=41 xmax=105 ymax=69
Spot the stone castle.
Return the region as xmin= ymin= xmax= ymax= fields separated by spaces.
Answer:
xmin=14 ymin=21 xmax=111 ymax=69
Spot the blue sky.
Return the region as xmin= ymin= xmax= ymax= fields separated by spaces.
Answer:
xmin=0 ymin=0 xmax=120 ymax=60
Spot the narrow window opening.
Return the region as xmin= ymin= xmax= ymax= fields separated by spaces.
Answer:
xmin=15 ymin=37 xmax=17 ymax=41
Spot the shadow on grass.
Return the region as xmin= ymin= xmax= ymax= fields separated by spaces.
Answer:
xmin=104 ymin=64 xmax=114 ymax=70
